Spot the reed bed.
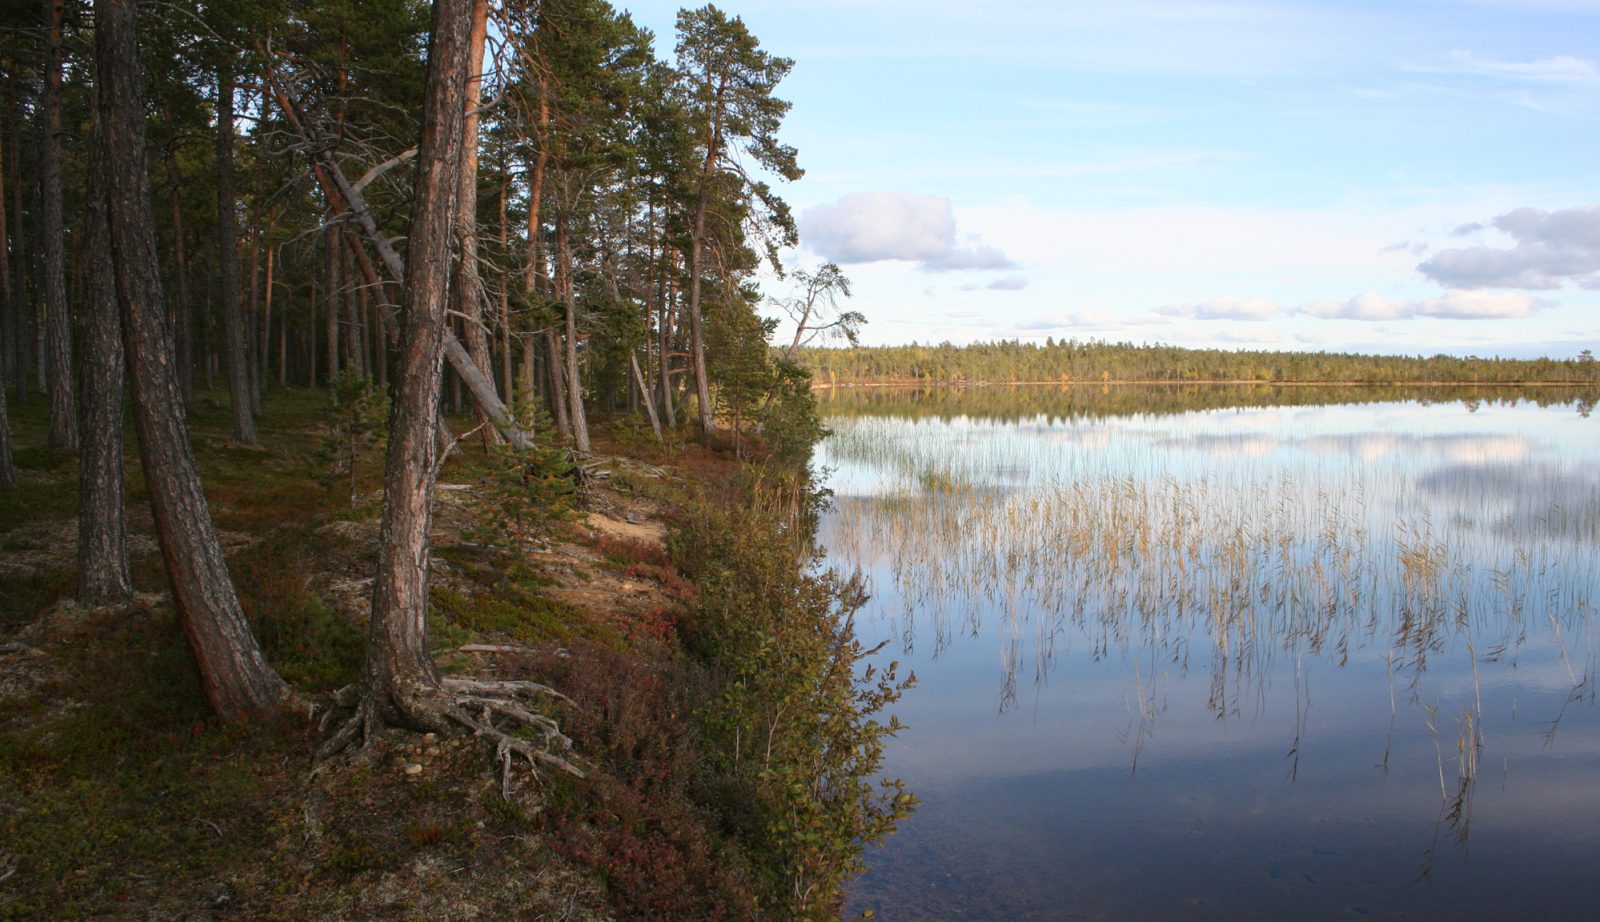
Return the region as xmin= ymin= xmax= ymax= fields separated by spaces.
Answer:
xmin=820 ymin=405 xmax=1600 ymax=722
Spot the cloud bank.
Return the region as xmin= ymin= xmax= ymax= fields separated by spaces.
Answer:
xmin=1295 ymin=290 xmax=1547 ymax=321
xmin=1159 ymin=297 xmax=1279 ymax=320
xmin=960 ymin=275 xmax=1031 ymax=292
xmin=800 ymin=192 xmax=1016 ymax=271
xmin=1418 ymin=205 xmax=1600 ymax=290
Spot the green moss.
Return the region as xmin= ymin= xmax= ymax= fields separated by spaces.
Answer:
xmin=429 ymin=583 xmax=580 ymax=644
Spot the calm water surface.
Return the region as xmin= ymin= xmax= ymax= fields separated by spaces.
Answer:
xmin=820 ymin=386 xmax=1600 ymax=920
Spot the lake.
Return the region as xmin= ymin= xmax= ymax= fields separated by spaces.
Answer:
xmin=820 ymin=385 xmax=1600 ymax=921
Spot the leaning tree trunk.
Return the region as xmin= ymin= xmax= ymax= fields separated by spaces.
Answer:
xmin=362 ymin=0 xmax=473 ymax=728
xmin=41 ymin=0 xmax=77 ymax=451
xmin=78 ymin=123 xmax=131 ymax=602
xmin=262 ymin=75 xmax=530 ymax=449
xmin=95 ymin=0 xmax=288 ymax=720
xmin=214 ymin=63 xmax=256 ymax=444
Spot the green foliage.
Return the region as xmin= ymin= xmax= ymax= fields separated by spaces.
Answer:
xmin=707 ymin=291 xmax=778 ymax=449
xmin=484 ymin=404 xmax=576 ymax=532
xmin=323 ymin=369 xmax=389 ymax=506
xmin=670 ymin=483 xmax=916 ymax=918
xmin=760 ymin=359 xmax=828 ymax=470
xmin=429 ymin=582 xmax=582 ymax=645
xmin=239 ymin=530 xmax=365 ymax=692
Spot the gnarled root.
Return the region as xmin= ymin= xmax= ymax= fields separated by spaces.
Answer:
xmin=314 ymin=677 xmax=583 ymax=794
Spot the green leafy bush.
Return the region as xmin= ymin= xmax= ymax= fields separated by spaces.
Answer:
xmin=672 ymin=484 xmax=917 ymax=919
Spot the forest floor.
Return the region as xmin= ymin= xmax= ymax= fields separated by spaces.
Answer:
xmin=0 ymin=387 xmax=750 ymax=921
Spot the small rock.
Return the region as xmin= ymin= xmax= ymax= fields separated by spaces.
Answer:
xmin=424 ymin=747 xmax=441 ymax=758
xmin=422 ymin=732 xmax=437 ymax=744
xmin=402 ymin=762 xmax=423 ymax=776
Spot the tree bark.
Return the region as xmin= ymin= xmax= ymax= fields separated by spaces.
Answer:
xmin=452 ymin=0 xmax=501 ymax=447
xmin=214 ymin=64 xmax=256 ymax=444
xmin=6 ymin=82 xmax=27 ymax=405
xmin=659 ymin=272 xmax=678 ymax=429
xmin=41 ymin=0 xmax=77 ymax=451
xmin=630 ymin=351 xmax=662 ymax=442
xmin=544 ymin=327 xmax=570 ymax=437
xmin=96 ymin=0 xmax=288 ymax=719
xmin=78 ymin=123 xmax=131 ymax=601
xmin=0 ymin=94 xmax=13 ymax=407
xmin=325 ymin=219 xmax=341 ymax=387
xmin=497 ymin=165 xmax=513 ymax=402
xmin=246 ymin=222 xmax=262 ymax=415
xmin=684 ymin=130 xmax=722 ymax=437
xmin=555 ymin=222 xmax=588 ymax=452
xmin=166 ymin=169 xmax=193 ymax=407
xmin=0 ymin=91 xmax=16 ymax=454
xmin=263 ymin=233 xmax=279 ymax=386
xmin=364 ymin=0 xmax=472 ymax=727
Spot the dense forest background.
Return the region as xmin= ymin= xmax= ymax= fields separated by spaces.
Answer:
xmin=795 ymin=340 xmax=1600 ymax=387
xmin=0 ymin=0 xmax=818 ymax=474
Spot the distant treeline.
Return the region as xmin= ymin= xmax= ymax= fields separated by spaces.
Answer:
xmin=794 ymin=340 xmax=1600 ymax=386
xmin=817 ymin=381 xmax=1600 ymax=425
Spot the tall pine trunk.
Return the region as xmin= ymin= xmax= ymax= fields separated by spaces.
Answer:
xmin=555 ymin=221 xmax=588 ymax=452
xmin=214 ymin=64 xmax=256 ymax=444
xmin=78 ymin=121 xmax=131 ymax=601
xmin=165 ymin=172 xmax=193 ymax=407
xmin=6 ymin=83 xmax=28 ymax=405
xmin=0 ymin=91 xmax=16 ymax=483
xmin=41 ymin=0 xmax=77 ymax=451
xmin=452 ymin=0 xmax=501 ymax=447
xmin=363 ymin=0 xmax=472 ymax=727
xmin=96 ymin=0 xmax=288 ymax=719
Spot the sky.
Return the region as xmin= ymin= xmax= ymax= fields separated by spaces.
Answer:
xmin=617 ymin=0 xmax=1600 ymax=358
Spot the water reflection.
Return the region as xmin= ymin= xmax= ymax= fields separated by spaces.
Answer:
xmin=822 ymin=387 xmax=1600 ymax=919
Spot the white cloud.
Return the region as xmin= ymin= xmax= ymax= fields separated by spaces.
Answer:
xmin=1295 ymin=290 xmax=1548 ymax=320
xmin=1418 ymin=205 xmax=1600 ymax=289
xmin=1160 ymin=296 xmax=1280 ymax=320
xmin=960 ymin=275 xmax=1031 ymax=292
xmin=1015 ymin=310 xmax=1115 ymax=331
xmin=1418 ymin=50 xmax=1600 ymax=87
xmin=800 ymin=192 xmax=1016 ymax=271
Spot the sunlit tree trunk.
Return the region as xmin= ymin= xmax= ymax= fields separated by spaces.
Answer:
xmin=452 ymin=0 xmax=500 ymax=447
xmin=555 ymin=220 xmax=588 ymax=452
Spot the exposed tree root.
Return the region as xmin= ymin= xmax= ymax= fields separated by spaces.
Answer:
xmin=314 ymin=677 xmax=583 ymax=793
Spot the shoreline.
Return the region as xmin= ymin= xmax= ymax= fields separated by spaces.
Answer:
xmin=811 ymin=378 xmax=1599 ymax=390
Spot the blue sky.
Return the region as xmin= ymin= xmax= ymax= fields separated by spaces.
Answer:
xmin=619 ymin=1 xmax=1600 ymax=357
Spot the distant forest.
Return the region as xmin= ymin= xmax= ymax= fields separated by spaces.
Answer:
xmin=794 ymin=340 xmax=1600 ymax=386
